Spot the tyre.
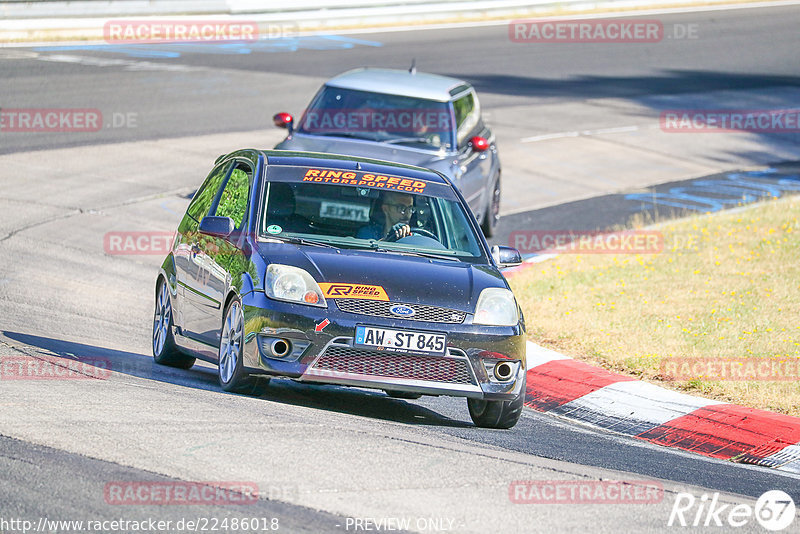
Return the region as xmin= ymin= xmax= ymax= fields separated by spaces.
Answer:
xmin=152 ymin=278 xmax=196 ymax=370
xmin=467 ymin=374 xmax=525 ymax=429
xmin=218 ymin=297 xmax=268 ymax=395
xmin=385 ymin=390 xmax=423 ymax=400
xmin=481 ymin=174 xmax=501 ymax=238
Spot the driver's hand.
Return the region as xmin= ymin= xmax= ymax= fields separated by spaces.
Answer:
xmin=387 ymin=222 xmax=411 ymax=240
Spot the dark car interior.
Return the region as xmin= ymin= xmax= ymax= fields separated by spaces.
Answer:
xmin=264 ymin=182 xmax=440 ymax=241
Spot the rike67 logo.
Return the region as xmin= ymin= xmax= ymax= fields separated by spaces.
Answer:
xmin=669 ymin=490 xmax=796 ymax=531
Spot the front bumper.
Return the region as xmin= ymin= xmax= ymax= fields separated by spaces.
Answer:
xmin=241 ymin=291 xmax=526 ymax=400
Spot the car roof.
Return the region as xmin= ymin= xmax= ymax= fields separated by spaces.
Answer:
xmin=323 ymin=68 xmax=472 ymax=103
xmin=259 ymin=149 xmax=451 ymax=185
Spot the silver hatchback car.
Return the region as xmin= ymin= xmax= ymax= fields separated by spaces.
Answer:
xmin=273 ymin=68 xmax=502 ymax=237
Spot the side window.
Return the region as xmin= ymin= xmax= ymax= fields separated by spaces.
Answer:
xmin=214 ymin=163 xmax=252 ymax=229
xmin=452 ymin=92 xmax=480 ymax=148
xmin=437 ymin=199 xmax=481 ymax=257
xmin=186 ymin=163 xmax=230 ymax=222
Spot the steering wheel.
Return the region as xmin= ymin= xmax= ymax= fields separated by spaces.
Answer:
xmin=410 ymin=227 xmax=439 ymax=241
xmin=384 ymin=225 xmax=440 ymax=242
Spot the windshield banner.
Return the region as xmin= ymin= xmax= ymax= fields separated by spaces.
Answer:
xmin=266 ymin=166 xmax=455 ymax=198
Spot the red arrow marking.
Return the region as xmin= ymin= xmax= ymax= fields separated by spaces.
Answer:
xmin=315 ymin=319 xmax=330 ymax=332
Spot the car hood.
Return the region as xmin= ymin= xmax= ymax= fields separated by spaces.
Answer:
xmin=256 ymin=242 xmax=505 ymax=312
xmin=275 ymin=134 xmax=452 ymax=174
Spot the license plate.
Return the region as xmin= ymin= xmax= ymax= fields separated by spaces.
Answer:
xmin=319 ymin=201 xmax=370 ymax=222
xmin=355 ymin=326 xmax=447 ymax=356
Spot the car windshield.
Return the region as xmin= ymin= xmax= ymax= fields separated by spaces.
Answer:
xmin=259 ymin=166 xmax=485 ymax=262
xmin=296 ymin=86 xmax=455 ymax=150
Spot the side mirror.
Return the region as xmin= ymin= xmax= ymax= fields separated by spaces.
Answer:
xmin=491 ymin=245 xmax=522 ymax=268
xmin=470 ymin=136 xmax=489 ymax=152
xmin=199 ymin=216 xmax=234 ymax=238
xmin=273 ymin=112 xmax=294 ymax=134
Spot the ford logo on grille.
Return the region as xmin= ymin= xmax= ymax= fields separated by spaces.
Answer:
xmin=389 ymin=304 xmax=415 ymax=317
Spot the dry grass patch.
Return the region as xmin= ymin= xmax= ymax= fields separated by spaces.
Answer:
xmin=509 ymin=196 xmax=800 ymax=415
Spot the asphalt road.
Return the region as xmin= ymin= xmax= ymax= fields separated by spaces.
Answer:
xmin=1 ymin=4 xmax=800 ymax=533
xmin=2 ymin=5 xmax=800 ymax=153
xmin=0 ymin=434 xmax=346 ymax=533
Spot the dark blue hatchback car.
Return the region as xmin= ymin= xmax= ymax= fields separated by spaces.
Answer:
xmin=153 ymin=150 xmax=526 ymax=428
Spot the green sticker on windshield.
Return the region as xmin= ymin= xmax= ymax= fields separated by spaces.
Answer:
xmin=267 ymin=225 xmax=282 ymax=234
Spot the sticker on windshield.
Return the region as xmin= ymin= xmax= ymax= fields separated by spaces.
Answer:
xmin=319 ymin=283 xmax=389 ymax=301
xmin=267 ymin=224 xmax=282 ymax=234
xmin=302 ymin=169 xmax=428 ymax=193
xmin=320 ymin=201 xmax=370 ymax=222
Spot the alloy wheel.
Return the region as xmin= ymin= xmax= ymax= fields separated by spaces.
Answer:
xmin=153 ymin=282 xmax=171 ymax=356
xmin=219 ymin=301 xmax=243 ymax=384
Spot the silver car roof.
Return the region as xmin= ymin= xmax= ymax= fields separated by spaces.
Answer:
xmin=323 ymin=68 xmax=472 ymax=103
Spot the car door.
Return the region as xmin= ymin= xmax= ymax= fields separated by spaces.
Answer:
xmin=176 ymin=161 xmax=232 ymax=342
xmin=192 ymin=160 xmax=253 ymax=349
xmin=451 ymin=90 xmax=492 ymax=220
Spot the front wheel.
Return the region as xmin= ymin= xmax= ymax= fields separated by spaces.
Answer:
xmin=219 ymin=298 xmax=268 ymax=395
xmin=467 ymin=374 xmax=525 ymax=429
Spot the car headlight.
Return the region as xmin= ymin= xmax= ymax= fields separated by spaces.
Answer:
xmin=265 ymin=264 xmax=326 ymax=307
xmin=474 ymin=288 xmax=519 ymax=326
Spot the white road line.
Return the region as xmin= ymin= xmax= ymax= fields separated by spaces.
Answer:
xmin=336 ymin=0 xmax=800 ymax=35
xmin=520 ymin=125 xmax=645 ymax=143
xmin=4 ymin=0 xmax=800 ymax=48
xmin=0 ymin=49 xmax=201 ymax=71
xmin=34 ymin=53 xmax=200 ymax=71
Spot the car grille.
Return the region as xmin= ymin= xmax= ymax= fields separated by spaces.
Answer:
xmin=334 ymin=299 xmax=466 ymax=324
xmin=310 ymin=346 xmax=473 ymax=384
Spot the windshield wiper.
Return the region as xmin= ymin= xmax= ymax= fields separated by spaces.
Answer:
xmin=262 ymin=236 xmax=339 ymax=249
xmin=395 ymin=250 xmax=460 ymax=261
xmin=367 ymin=241 xmax=389 ymax=252
xmin=367 ymin=241 xmax=460 ymax=261
xmin=302 ymin=131 xmax=375 ymax=141
xmin=383 ymin=136 xmax=434 ymax=145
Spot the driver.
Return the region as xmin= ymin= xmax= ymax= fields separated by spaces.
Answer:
xmin=357 ymin=191 xmax=415 ymax=241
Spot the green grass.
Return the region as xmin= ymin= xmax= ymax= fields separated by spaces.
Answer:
xmin=509 ymin=195 xmax=800 ymax=415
